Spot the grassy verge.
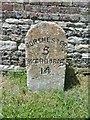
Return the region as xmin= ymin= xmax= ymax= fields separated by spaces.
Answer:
xmin=1 ymin=70 xmax=89 ymax=118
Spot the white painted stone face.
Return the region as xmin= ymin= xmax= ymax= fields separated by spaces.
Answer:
xmin=25 ymin=22 xmax=67 ymax=92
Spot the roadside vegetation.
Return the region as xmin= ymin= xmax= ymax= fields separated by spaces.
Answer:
xmin=1 ymin=67 xmax=89 ymax=118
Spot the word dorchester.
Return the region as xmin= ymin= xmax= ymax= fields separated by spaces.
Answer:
xmin=25 ymin=36 xmax=67 ymax=48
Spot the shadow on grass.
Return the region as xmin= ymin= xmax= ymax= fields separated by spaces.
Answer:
xmin=64 ymin=65 xmax=80 ymax=91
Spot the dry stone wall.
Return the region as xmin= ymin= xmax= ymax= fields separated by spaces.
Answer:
xmin=0 ymin=1 xmax=90 ymax=71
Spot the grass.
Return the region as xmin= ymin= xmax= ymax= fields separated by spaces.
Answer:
xmin=1 ymin=68 xmax=89 ymax=118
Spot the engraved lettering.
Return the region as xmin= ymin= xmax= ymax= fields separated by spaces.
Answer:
xmin=42 ymin=46 xmax=49 ymax=55
xmin=41 ymin=66 xmax=51 ymax=74
xmin=25 ymin=37 xmax=67 ymax=48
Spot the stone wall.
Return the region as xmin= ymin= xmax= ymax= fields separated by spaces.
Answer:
xmin=0 ymin=1 xmax=89 ymax=71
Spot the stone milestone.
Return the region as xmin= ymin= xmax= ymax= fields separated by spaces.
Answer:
xmin=25 ymin=21 xmax=67 ymax=92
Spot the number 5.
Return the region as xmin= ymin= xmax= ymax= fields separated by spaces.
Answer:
xmin=42 ymin=46 xmax=49 ymax=55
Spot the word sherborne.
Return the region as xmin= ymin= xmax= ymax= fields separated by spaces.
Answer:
xmin=25 ymin=21 xmax=67 ymax=92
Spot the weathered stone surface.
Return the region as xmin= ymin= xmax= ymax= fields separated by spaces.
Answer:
xmin=18 ymin=43 xmax=25 ymax=50
xmin=0 ymin=51 xmax=3 ymax=64
xmin=75 ymin=44 xmax=88 ymax=50
xmin=1 ymin=1 xmax=89 ymax=70
xmin=57 ymin=21 xmax=67 ymax=27
xmin=82 ymin=53 xmax=89 ymax=59
xmin=13 ymin=3 xmax=24 ymax=11
xmin=75 ymin=44 xmax=89 ymax=53
xmin=1 ymin=0 xmax=89 ymax=3
xmin=68 ymin=36 xmax=83 ymax=44
xmin=19 ymin=56 xmax=25 ymax=67
xmin=0 ymin=65 xmax=9 ymax=71
xmin=9 ymin=34 xmax=22 ymax=42
xmin=64 ymin=27 xmax=76 ymax=37
xmin=0 ymin=35 xmax=10 ymax=41
xmin=59 ymin=7 xmax=80 ymax=14
xmin=2 ymin=3 xmax=13 ymax=11
xmin=0 ymin=65 xmax=25 ymax=72
xmin=66 ymin=22 xmax=86 ymax=28
xmin=69 ymin=14 xmax=80 ymax=22
xmin=51 ymin=14 xmax=59 ymax=20
xmin=5 ymin=18 xmax=19 ymax=24
xmin=5 ymin=18 xmax=33 ymax=25
xmin=80 ymin=38 xmax=89 ymax=44
xmin=2 ymin=23 xmax=11 ymax=28
xmin=67 ymin=43 xmax=74 ymax=53
xmin=80 ymin=15 xmax=89 ymax=23
xmin=0 ymin=41 xmax=17 ymax=51
xmin=25 ymin=21 xmax=67 ymax=91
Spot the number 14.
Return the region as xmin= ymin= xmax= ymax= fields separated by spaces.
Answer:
xmin=40 ymin=66 xmax=51 ymax=74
